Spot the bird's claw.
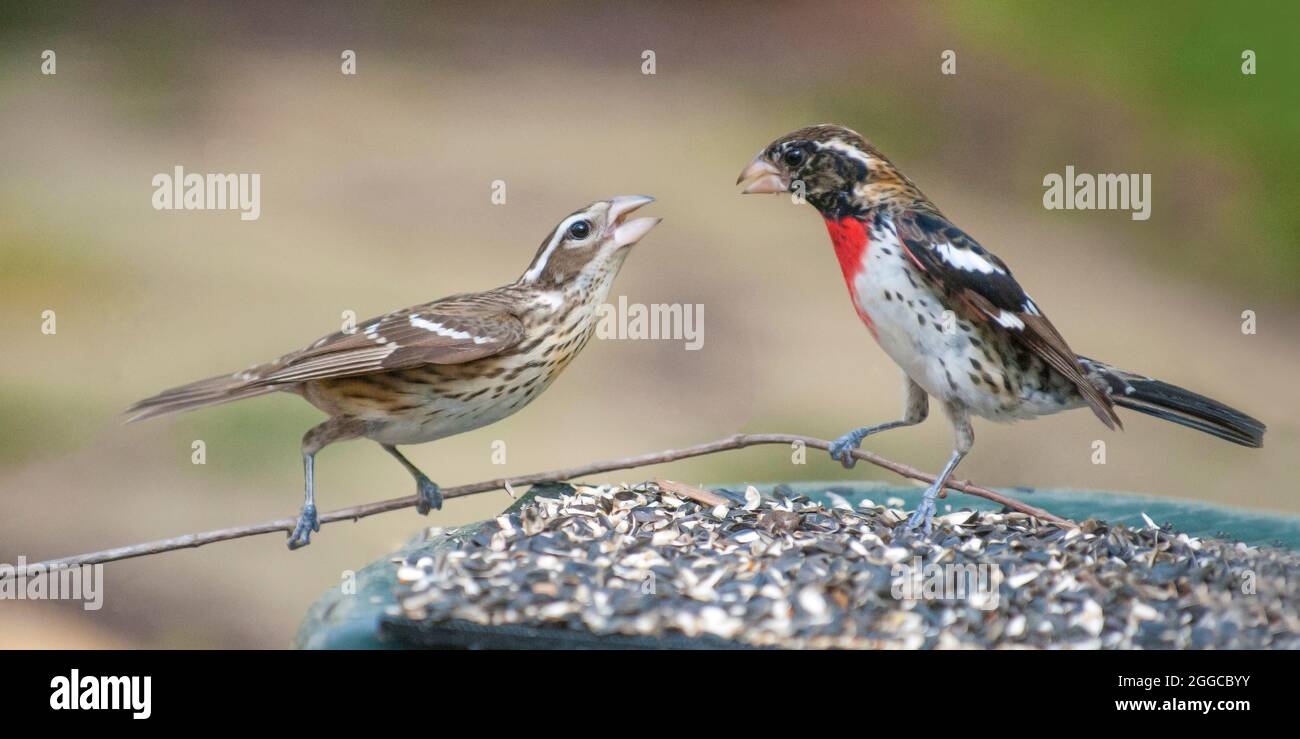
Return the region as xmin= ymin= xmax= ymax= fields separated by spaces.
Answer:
xmin=415 ymin=478 xmax=443 ymax=516
xmin=287 ymin=503 xmax=320 ymax=550
xmin=828 ymin=430 xmax=866 ymax=469
xmin=904 ymin=493 xmax=938 ymax=536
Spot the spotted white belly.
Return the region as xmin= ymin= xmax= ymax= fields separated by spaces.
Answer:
xmin=845 ymin=223 xmax=1075 ymax=422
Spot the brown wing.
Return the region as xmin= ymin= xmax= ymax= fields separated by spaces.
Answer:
xmin=895 ymin=210 xmax=1120 ymax=429
xmin=239 ymin=294 xmax=526 ymax=387
xmin=125 ymin=292 xmax=526 ymax=423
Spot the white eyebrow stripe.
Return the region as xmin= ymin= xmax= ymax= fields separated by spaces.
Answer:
xmin=817 ymin=139 xmax=873 ymax=167
xmin=409 ymin=314 xmax=494 ymax=344
xmin=522 ymin=213 xmax=586 ymax=283
xmin=934 ymin=241 xmax=1005 ymax=275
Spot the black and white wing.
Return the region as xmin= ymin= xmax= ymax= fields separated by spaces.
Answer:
xmin=894 ymin=209 xmax=1120 ymax=429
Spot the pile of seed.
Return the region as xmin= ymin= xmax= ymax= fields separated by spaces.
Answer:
xmin=388 ymin=483 xmax=1300 ymax=648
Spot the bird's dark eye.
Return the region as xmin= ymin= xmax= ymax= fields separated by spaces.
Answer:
xmin=782 ymin=147 xmax=805 ymax=167
xmin=567 ymin=220 xmax=591 ymax=240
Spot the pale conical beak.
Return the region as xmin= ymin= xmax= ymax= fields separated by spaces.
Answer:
xmin=608 ymin=195 xmax=660 ymax=247
xmin=736 ymin=156 xmax=786 ymax=194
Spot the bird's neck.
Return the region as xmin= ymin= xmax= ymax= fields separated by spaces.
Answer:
xmin=806 ymin=165 xmax=932 ymax=221
xmin=517 ymin=256 xmax=625 ymax=325
xmin=574 ymin=254 xmax=627 ymax=306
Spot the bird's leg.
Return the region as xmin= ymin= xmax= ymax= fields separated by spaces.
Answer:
xmin=289 ymin=417 xmax=365 ymax=550
xmin=288 ymin=451 xmax=320 ymax=551
xmin=905 ymin=449 xmax=966 ymax=535
xmin=905 ymin=403 xmax=973 ymax=535
xmin=830 ymin=377 xmax=929 ymax=468
xmin=830 ymin=420 xmax=913 ymax=468
xmin=383 ymin=445 xmax=442 ymax=515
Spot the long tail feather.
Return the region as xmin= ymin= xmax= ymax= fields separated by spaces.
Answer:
xmin=124 ymin=374 xmax=279 ymax=423
xmin=1080 ymin=357 xmax=1265 ymax=448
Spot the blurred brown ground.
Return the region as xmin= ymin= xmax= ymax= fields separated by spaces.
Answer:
xmin=1 ymin=2 xmax=1296 ymax=647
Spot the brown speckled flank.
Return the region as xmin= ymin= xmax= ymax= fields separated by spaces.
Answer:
xmin=300 ymin=279 xmax=608 ymax=446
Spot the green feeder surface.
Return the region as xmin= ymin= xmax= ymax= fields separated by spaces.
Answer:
xmin=296 ymin=482 xmax=1300 ymax=650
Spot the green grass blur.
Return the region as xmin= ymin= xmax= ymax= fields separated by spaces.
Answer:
xmin=949 ymin=0 xmax=1300 ymax=294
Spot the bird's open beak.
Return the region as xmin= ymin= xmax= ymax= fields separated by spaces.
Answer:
xmin=609 ymin=195 xmax=660 ymax=247
xmin=736 ymin=155 xmax=786 ymax=194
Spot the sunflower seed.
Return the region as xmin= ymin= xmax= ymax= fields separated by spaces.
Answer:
xmin=389 ymin=482 xmax=1300 ymax=649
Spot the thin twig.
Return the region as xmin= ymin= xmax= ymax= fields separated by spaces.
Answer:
xmin=655 ymin=478 xmax=730 ymax=508
xmin=2 ymin=433 xmax=1071 ymax=578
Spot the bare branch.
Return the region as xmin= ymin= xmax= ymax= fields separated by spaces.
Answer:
xmin=2 ymin=433 xmax=1071 ymax=578
xmin=655 ymin=478 xmax=730 ymax=508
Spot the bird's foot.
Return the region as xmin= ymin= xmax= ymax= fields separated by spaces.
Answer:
xmin=415 ymin=477 xmax=443 ymax=515
xmin=287 ymin=503 xmax=320 ymax=550
xmin=904 ymin=490 xmax=939 ymax=536
xmin=828 ymin=428 xmax=869 ymax=469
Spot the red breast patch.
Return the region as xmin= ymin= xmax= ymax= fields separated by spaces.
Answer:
xmin=823 ymin=216 xmax=878 ymax=338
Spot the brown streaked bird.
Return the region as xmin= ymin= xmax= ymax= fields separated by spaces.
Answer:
xmin=127 ymin=196 xmax=660 ymax=548
xmin=737 ymin=124 xmax=1264 ymax=534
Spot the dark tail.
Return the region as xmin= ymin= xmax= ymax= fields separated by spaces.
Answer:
xmin=1080 ymin=357 xmax=1265 ymax=448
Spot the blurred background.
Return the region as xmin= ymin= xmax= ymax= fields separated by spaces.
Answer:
xmin=2 ymin=1 xmax=1297 ymax=648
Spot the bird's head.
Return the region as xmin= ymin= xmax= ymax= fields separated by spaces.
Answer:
xmin=736 ymin=124 xmax=926 ymax=218
xmin=521 ymin=195 xmax=659 ymax=288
